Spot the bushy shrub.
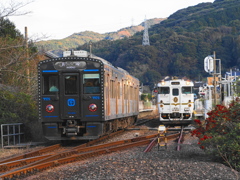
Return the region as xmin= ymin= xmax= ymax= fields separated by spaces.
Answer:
xmin=191 ymin=98 xmax=240 ymax=171
xmin=141 ymin=93 xmax=152 ymax=101
xmin=0 ymin=89 xmax=41 ymax=141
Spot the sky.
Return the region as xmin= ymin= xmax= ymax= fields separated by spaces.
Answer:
xmin=1 ymin=0 xmax=215 ymax=40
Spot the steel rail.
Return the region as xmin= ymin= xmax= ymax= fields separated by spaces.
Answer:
xmin=0 ymin=133 xmax=160 ymax=175
xmin=74 ymin=129 xmax=125 ymax=148
xmin=0 ymin=132 xmax=180 ymax=179
xmin=0 ymin=130 xmax=125 ymax=174
xmin=0 ymin=154 xmax=53 ymax=173
xmin=0 ymin=144 xmax=61 ymax=164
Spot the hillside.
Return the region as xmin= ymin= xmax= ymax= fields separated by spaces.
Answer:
xmin=36 ymin=18 xmax=165 ymax=53
xmin=75 ymin=0 xmax=240 ymax=88
xmin=37 ymin=0 xmax=240 ymax=89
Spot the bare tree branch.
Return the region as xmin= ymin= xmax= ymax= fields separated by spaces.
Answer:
xmin=0 ymin=0 xmax=34 ymax=18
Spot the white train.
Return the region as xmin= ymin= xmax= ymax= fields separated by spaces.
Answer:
xmin=156 ymin=79 xmax=194 ymax=126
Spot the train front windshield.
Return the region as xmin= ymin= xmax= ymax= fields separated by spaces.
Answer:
xmin=182 ymin=87 xmax=192 ymax=94
xmin=83 ymin=74 xmax=100 ymax=94
xmin=43 ymin=75 xmax=59 ymax=95
xmin=65 ymin=75 xmax=78 ymax=94
xmin=158 ymin=86 xmax=192 ymax=95
xmin=158 ymin=87 xmax=169 ymax=94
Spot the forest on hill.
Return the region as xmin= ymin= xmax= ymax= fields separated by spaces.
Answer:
xmin=2 ymin=0 xmax=240 ymax=90
xmin=76 ymin=0 xmax=240 ymax=88
xmin=36 ymin=18 xmax=165 ymax=55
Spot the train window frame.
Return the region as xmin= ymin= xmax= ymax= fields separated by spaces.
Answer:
xmin=42 ymin=75 xmax=59 ymax=95
xmin=158 ymin=87 xmax=170 ymax=94
xmin=65 ymin=75 xmax=78 ymax=95
xmin=117 ymin=82 xmax=120 ymax=99
xmin=83 ymin=73 xmax=100 ymax=94
xmin=172 ymin=88 xmax=179 ymax=96
xmin=182 ymin=86 xmax=193 ymax=94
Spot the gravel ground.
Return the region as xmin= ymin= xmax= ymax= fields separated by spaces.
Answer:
xmin=23 ymin=131 xmax=240 ymax=180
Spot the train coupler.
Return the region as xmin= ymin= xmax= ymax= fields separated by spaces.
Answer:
xmin=62 ymin=120 xmax=86 ymax=136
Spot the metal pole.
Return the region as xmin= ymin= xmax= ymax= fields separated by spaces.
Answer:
xmin=25 ymin=27 xmax=30 ymax=92
xmin=18 ymin=124 xmax=21 ymax=144
xmin=1 ymin=125 xmax=3 ymax=148
xmin=7 ymin=125 xmax=9 ymax=146
xmin=89 ymin=41 xmax=92 ymax=57
xmin=213 ymin=51 xmax=217 ymax=106
xmin=13 ymin=125 xmax=15 ymax=145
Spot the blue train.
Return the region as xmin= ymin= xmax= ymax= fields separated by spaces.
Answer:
xmin=38 ymin=50 xmax=139 ymax=140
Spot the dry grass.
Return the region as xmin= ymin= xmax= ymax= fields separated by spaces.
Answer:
xmin=0 ymin=148 xmax=27 ymax=159
xmin=0 ymin=146 xmax=45 ymax=161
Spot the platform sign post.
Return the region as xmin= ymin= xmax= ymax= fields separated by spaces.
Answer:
xmin=204 ymin=52 xmax=221 ymax=106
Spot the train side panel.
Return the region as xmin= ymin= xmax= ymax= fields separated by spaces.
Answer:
xmin=104 ymin=65 xmax=139 ymax=120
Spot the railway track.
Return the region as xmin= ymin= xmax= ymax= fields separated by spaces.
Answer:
xmin=0 ymin=131 xmax=180 ymax=180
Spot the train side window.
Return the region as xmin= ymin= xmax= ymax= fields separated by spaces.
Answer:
xmin=172 ymin=88 xmax=179 ymax=96
xmin=43 ymin=75 xmax=59 ymax=95
xmin=182 ymin=87 xmax=192 ymax=94
xmin=65 ymin=75 xmax=77 ymax=95
xmin=158 ymin=87 xmax=169 ymax=94
xmin=83 ymin=74 xmax=100 ymax=94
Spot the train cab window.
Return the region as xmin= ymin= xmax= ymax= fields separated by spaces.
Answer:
xmin=83 ymin=74 xmax=100 ymax=94
xmin=158 ymin=87 xmax=169 ymax=94
xmin=65 ymin=75 xmax=77 ymax=95
xmin=43 ymin=75 xmax=59 ymax=95
xmin=172 ymin=88 xmax=179 ymax=96
xmin=182 ymin=87 xmax=192 ymax=94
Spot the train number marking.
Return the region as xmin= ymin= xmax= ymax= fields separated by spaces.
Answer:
xmin=43 ymin=97 xmax=50 ymax=101
xmin=92 ymin=96 xmax=100 ymax=100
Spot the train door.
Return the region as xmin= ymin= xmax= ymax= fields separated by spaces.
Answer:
xmin=171 ymin=86 xmax=181 ymax=117
xmin=60 ymin=73 xmax=81 ymax=119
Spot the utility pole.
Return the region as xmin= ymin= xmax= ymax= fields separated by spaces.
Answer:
xmin=213 ymin=51 xmax=217 ymax=105
xmin=212 ymin=51 xmax=221 ymax=105
xmin=89 ymin=40 xmax=92 ymax=57
xmin=25 ymin=27 xmax=30 ymax=91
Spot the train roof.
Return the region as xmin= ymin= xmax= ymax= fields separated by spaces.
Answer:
xmin=42 ymin=50 xmax=138 ymax=81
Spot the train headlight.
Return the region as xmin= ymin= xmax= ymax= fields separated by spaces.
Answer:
xmin=188 ymin=100 xmax=192 ymax=107
xmin=88 ymin=103 xmax=98 ymax=112
xmin=161 ymin=81 xmax=165 ymax=85
xmin=160 ymin=100 xmax=164 ymax=107
xmin=46 ymin=104 xmax=54 ymax=113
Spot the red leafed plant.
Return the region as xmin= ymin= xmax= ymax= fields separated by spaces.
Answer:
xmin=191 ymin=98 xmax=240 ymax=171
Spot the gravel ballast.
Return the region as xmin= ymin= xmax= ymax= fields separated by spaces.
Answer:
xmin=23 ymin=132 xmax=240 ymax=180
